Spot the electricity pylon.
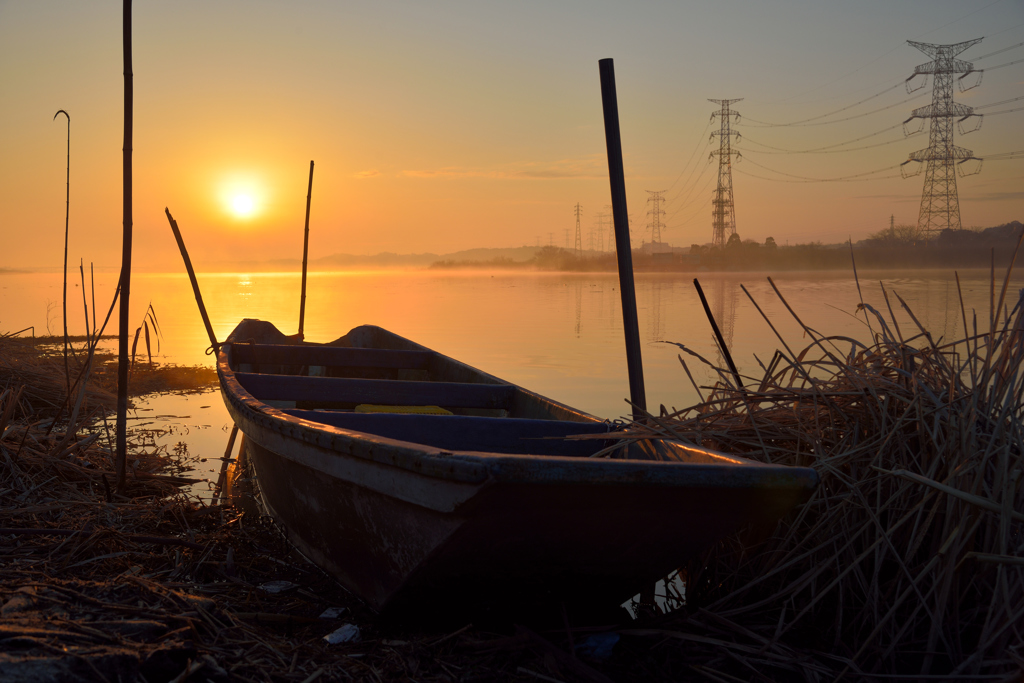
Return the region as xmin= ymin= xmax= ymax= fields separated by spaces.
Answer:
xmin=901 ymin=39 xmax=983 ymax=239
xmin=604 ymin=204 xmax=614 ymax=253
xmin=709 ymin=99 xmax=742 ymax=249
xmin=574 ymin=203 xmax=583 ymax=257
xmin=646 ymin=190 xmax=666 ymax=248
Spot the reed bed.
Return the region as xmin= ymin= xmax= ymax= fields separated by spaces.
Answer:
xmin=0 ymin=336 xmax=636 ymax=682
xmin=0 ymin=334 xmax=216 ymax=417
xmin=7 ymin=267 xmax=1024 ymax=681
xmin=607 ymin=264 xmax=1024 ymax=681
xmin=0 ymin=401 xmax=624 ymax=683
xmin=0 ymin=336 xmax=115 ymax=420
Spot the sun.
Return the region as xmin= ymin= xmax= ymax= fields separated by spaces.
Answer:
xmin=215 ymin=170 xmax=273 ymax=223
xmin=217 ymin=173 xmax=266 ymax=222
xmin=229 ymin=193 xmax=257 ymax=219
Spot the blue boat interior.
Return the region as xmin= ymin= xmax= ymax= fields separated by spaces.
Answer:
xmin=283 ymin=411 xmax=611 ymax=456
xmin=231 ymin=342 xmax=617 ymax=457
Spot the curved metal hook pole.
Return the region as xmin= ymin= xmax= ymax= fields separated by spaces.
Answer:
xmin=53 ymin=109 xmax=71 ymax=397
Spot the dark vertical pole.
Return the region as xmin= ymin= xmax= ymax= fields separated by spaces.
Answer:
xmin=599 ymin=58 xmax=646 ymax=419
xmin=90 ymin=263 xmax=97 ymax=334
xmin=298 ymin=160 xmax=315 ymax=339
xmin=165 ymin=208 xmax=219 ymax=354
xmin=115 ymin=0 xmax=133 ymax=492
xmin=693 ymin=278 xmax=743 ymax=389
xmin=53 ymin=110 xmax=70 ymax=397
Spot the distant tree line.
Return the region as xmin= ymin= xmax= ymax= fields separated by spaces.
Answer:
xmin=428 ymin=221 xmax=1023 ymax=272
xmin=861 ymin=221 xmax=1024 ymax=249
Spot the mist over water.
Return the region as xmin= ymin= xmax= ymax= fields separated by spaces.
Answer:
xmin=1 ymin=267 xmax=1015 ymax=421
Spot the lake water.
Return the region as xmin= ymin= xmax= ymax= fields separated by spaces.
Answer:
xmin=1 ymin=267 xmax=1018 ymax=487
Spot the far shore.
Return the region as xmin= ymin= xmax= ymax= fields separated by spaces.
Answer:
xmin=4 ymin=262 xmax=1023 ymax=276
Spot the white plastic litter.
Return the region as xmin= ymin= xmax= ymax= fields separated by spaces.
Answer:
xmin=318 ymin=607 xmax=346 ymax=619
xmin=323 ymin=623 xmax=361 ymax=644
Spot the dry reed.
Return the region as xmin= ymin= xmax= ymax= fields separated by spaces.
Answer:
xmin=1 ymin=337 xmax=627 ymax=682
xmin=606 ymin=259 xmax=1024 ymax=680
xmin=8 ymin=265 xmax=1024 ymax=680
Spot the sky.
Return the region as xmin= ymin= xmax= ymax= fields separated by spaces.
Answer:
xmin=1 ymin=0 xmax=1023 ymax=271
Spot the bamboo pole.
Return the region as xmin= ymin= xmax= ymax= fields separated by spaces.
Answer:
xmin=79 ymin=259 xmax=90 ymax=343
xmin=298 ymin=160 xmax=315 ymax=339
xmin=90 ymin=263 xmax=96 ymax=334
xmin=164 ymin=209 xmax=219 ymax=353
xmin=598 ymin=58 xmax=646 ymax=421
xmin=53 ymin=109 xmax=70 ymax=397
xmin=693 ymin=278 xmax=743 ymax=389
xmin=214 ymin=424 xmax=239 ymax=504
xmin=115 ymin=0 xmax=133 ymax=492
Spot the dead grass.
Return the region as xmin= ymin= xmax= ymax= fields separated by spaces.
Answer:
xmin=0 ymin=335 xmax=642 ymax=682
xmin=0 ymin=335 xmax=216 ymax=419
xmin=603 ymin=259 xmax=1024 ymax=680
xmin=0 ymin=399 xmax=635 ymax=683
xmin=5 ymin=253 xmax=1023 ymax=680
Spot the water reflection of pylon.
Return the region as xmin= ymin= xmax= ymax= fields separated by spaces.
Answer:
xmin=649 ymin=280 xmax=663 ymax=340
xmin=710 ymin=278 xmax=737 ymax=367
xmin=574 ymin=280 xmax=583 ymax=337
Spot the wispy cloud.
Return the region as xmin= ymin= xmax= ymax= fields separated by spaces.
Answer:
xmin=402 ymin=155 xmax=607 ymax=180
xmin=354 ymin=169 xmax=380 ymax=178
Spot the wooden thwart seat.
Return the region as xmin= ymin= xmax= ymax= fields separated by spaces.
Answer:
xmin=236 ymin=373 xmax=515 ymax=410
xmin=233 ymin=343 xmax=432 ymax=370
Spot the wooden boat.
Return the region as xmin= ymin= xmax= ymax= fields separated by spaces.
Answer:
xmin=218 ymin=318 xmax=818 ymax=614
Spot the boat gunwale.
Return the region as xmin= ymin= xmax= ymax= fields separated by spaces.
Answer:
xmin=216 ymin=322 xmax=819 ymax=493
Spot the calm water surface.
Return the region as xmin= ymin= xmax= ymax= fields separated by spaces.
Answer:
xmin=1 ymin=268 xmax=1017 ymax=477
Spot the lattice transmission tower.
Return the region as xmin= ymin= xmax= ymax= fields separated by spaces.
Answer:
xmin=709 ymin=99 xmax=742 ymax=249
xmin=646 ymin=190 xmax=666 ymax=248
xmin=604 ymin=205 xmax=614 ymax=253
xmin=901 ymin=39 xmax=983 ymax=239
xmin=573 ymin=203 xmax=583 ymax=257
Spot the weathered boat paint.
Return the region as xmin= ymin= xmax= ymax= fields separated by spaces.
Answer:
xmin=218 ymin=319 xmax=818 ymax=612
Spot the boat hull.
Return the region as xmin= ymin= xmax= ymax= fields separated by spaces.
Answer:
xmin=219 ymin=319 xmax=818 ymax=612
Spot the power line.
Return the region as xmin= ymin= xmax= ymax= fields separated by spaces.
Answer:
xmin=979 ymin=56 xmax=1024 ymax=72
xmin=973 ymin=94 xmax=1024 ymax=109
xmin=742 ymin=156 xmax=901 ymax=181
xmin=736 ymin=168 xmax=902 ymax=184
xmin=971 ymin=39 xmax=1024 ymax=61
xmin=981 ymin=105 xmax=1024 ymax=116
xmin=743 ymin=90 xmax=930 ymax=127
xmin=988 ymin=149 xmax=1024 ymax=156
xmin=982 ymin=20 xmax=1024 ymax=41
xmin=913 ymin=0 xmax=1001 ymax=42
xmin=665 ymin=160 xmax=716 ymax=223
xmin=743 ymin=135 xmax=910 ymax=155
xmin=667 ymin=176 xmax=720 ymax=231
xmin=741 ymin=83 xmax=903 ymax=127
xmin=666 ymin=152 xmax=714 ymax=208
xmin=666 ymin=170 xmax=717 ymax=225
xmin=665 ymin=120 xmax=712 ymax=195
xmin=761 ymin=0 xmax=1003 ymax=106
xmin=740 ymin=121 xmax=918 ymax=154
xmin=666 ymin=176 xmax=721 ymax=232
xmin=985 ymin=148 xmax=1024 ymax=159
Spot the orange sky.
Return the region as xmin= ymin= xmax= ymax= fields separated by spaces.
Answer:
xmin=1 ymin=0 xmax=1022 ymax=271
